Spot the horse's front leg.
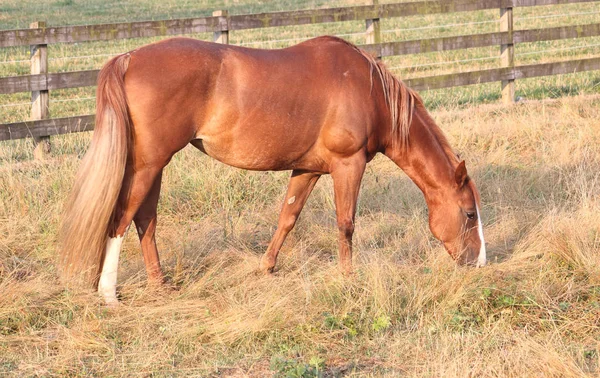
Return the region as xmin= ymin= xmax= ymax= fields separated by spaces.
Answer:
xmin=260 ymin=170 xmax=321 ymax=273
xmin=330 ymin=154 xmax=366 ymax=274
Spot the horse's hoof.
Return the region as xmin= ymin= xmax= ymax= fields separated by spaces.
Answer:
xmin=340 ymin=266 xmax=354 ymax=277
xmin=160 ymin=282 xmax=180 ymax=292
xmin=260 ymin=265 xmax=275 ymax=275
xmin=149 ymin=278 xmax=178 ymax=293
xmin=99 ymin=287 xmax=120 ymax=307
xmin=104 ymin=297 xmax=120 ymax=308
xmin=259 ymin=257 xmax=276 ymax=275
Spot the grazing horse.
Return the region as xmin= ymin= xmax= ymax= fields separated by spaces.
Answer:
xmin=59 ymin=36 xmax=486 ymax=305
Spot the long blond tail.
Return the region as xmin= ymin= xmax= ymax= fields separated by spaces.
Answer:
xmin=59 ymin=54 xmax=131 ymax=286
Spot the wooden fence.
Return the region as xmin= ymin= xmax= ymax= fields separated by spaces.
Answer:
xmin=1 ymin=0 xmax=600 ymax=157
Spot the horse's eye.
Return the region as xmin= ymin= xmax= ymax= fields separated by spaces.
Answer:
xmin=466 ymin=212 xmax=476 ymax=220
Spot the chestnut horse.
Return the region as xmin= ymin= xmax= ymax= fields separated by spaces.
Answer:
xmin=60 ymin=36 xmax=486 ymax=305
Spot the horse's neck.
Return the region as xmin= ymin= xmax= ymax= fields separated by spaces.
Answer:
xmin=384 ymin=105 xmax=457 ymax=201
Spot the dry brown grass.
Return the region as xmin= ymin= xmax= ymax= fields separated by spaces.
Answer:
xmin=1 ymin=94 xmax=600 ymax=376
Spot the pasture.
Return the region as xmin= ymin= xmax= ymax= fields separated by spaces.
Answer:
xmin=1 ymin=0 xmax=600 ymax=376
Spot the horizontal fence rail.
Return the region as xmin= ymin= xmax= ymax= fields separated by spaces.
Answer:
xmin=3 ymin=23 xmax=599 ymax=95
xmin=0 ymin=70 xmax=98 ymax=94
xmin=364 ymin=23 xmax=600 ymax=56
xmin=4 ymin=56 xmax=599 ymax=142
xmin=0 ymin=115 xmax=95 ymax=141
xmin=406 ymin=56 xmax=600 ymax=89
xmin=1 ymin=0 xmax=598 ymax=48
xmin=1 ymin=0 xmax=600 ymax=149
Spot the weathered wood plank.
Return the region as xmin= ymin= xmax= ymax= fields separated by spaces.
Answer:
xmin=500 ymin=5 xmax=515 ymax=104
xmin=406 ymin=67 xmax=513 ymax=90
xmin=0 ymin=17 xmax=222 ymax=48
xmin=227 ymin=5 xmax=374 ymax=30
xmin=380 ymin=0 xmax=597 ymax=17
xmin=2 ymin=55 xmax=600 ymax=96
xmin=515 ymin=23 xmax=600 ymax=43
xmin=0 ymin=74 xmax=46 ymax=94
xmin=379 ymin=0 xmax=510 ymax=18
xmin=2 ymin=20 xmax=600 ymax=96
xmin=213 ymin=10 xmax=230 ymax=44
xmin=362 ymin=32 xmax=509 ymax=57
xmin=47 ymin=70 xmax=99 ymax=91
xmin=30 ymin=21 xmax=52 ymax=159
xmin=226 ymin=1 xmax=515 ymax=31
xmin=365 ymin=0 xmax=382 ymax=53
xmin=1 ymin=0 xmax=597 ymax=47
xmin=2 ymin=57 xmax=600 ymax=141
xmin=0 ymin=115 xmax=95 ymax=141
xmin=361 ymin=22 xmax=600 ymax=57
xmin=515 ymin=0 xmax=597 ymax=6
xmin=405 ymin=56 xmax=600 ymax=90
xmin=515 ymin=56 xmax=600 ymax=79
xmin=0 ymin=70 xmax=99 ymax=94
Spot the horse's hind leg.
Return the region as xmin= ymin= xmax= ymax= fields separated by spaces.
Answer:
xmin=260 ymin=170 xmax=320 ymax=273
xmin=98 ymin=163 xmax=165 ymax=305
xmin=133 ymin=170 xmax=165 ymax=285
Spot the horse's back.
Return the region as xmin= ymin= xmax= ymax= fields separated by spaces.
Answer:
xmin=124 ymin=37 xmax=381 ymax=172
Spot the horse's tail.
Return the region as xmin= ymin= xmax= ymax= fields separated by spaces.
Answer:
xmin=59 ymin=53 xmax=132 ymax=286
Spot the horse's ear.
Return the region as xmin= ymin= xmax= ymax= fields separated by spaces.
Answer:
xmin=455 ymin=160 xmax=468 ymax=188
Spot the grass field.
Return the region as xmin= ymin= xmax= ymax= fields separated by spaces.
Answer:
xmin=1 ymin=0 xmax=600 ymax=377
xmin=2 ymin=94 xmax=600 ymax=376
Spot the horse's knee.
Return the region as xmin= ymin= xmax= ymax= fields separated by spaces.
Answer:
xmin=338 ymin=218 xmax=355 ymax=238
xmin=133 ymin=214 xmax=155 ymax=236
xmin=279 ymin=214 xmax=298 ymax=234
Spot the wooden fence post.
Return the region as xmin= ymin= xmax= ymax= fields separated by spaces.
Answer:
xmin=365 ymin=0 xmax=381 ymax=58
xmin=213 ymin=10 xmax=229 ymax=44
xmin=30 ymin=21 xmax=50 ymax=159
xmin=500 ymin=5 xmax=515 ymax=105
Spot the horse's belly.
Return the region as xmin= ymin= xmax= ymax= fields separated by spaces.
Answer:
xmin=191 ymin=137 xmax=311 ymax=171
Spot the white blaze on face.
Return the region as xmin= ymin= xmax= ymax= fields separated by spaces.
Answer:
xmin=475 ymin=204 xmax=487 ymax=267
xmin=98 ymin=235 xmax=124 ymax=305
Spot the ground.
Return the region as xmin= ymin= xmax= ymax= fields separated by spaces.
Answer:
xmin=1 ymin=94 xmax=600 ymax=376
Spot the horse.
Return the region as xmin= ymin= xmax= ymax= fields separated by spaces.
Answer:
xmin=59 ymin=36 xmax=486 ymax=305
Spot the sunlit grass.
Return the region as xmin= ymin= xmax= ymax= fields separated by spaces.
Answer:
xmin=2 ymin=93 xmax=600 ymax=376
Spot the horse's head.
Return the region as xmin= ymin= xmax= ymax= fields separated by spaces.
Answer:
xmin=427 ymin=161 xmax=486 ymax=267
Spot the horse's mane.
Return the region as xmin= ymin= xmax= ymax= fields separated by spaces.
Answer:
xmin=332 ymin=37 xmax=417 ymax=149
xmin=414 ymin=100 xmax=460 ymax=168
